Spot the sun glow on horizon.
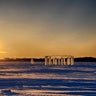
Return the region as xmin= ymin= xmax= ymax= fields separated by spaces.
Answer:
xmin=0 ymin=51 xmax=7 ymax=54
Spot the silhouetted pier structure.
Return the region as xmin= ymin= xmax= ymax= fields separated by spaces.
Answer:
xmin=45 ymin=55 xmax=74 ymax=65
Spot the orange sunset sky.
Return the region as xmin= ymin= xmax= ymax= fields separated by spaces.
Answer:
xmin=0 ymin=0 xmax=96 ymax=58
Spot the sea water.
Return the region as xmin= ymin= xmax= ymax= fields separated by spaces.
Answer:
xmin=0 ymin=62 xmax=96 ymax=96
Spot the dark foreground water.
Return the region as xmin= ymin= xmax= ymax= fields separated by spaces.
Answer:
xmin=0 ymin=62 xmax=96 ymax=96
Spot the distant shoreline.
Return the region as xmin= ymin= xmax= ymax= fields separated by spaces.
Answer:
xmin=0 ymin=57 xmax=96 ymax=62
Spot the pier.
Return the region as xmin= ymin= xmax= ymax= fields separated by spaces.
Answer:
xmin=45 ymin=55 xmax=74 ymax=65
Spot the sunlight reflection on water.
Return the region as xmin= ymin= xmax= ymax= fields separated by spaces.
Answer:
xmin=0 ymin=62 xmax=96 ymax=95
